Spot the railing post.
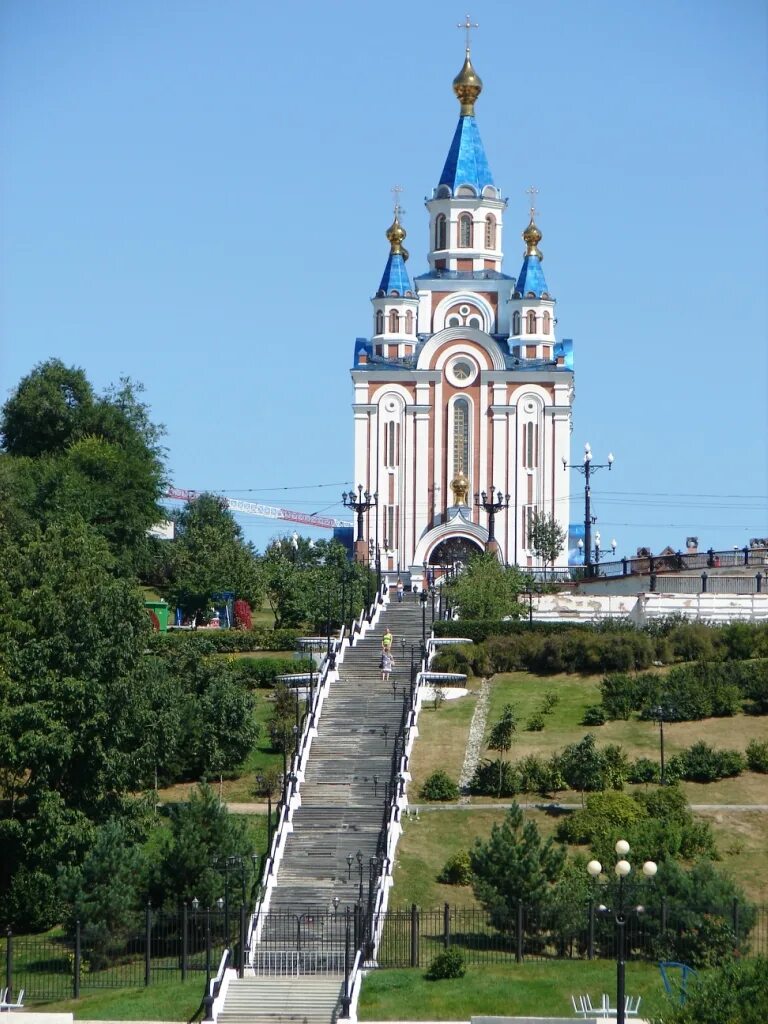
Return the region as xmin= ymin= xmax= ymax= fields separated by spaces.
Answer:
xmin=649 ymin=573 xmax=657 ymax=593
xmin=5 ymin=928 xmax=12 ymax=1001
xmin=515 ymin=899 xmax=524 ymax=963
xmin=757 ymin=572 xmax=763 ymax=594
xmin=587 ymin=900 xmax=595 ymax=960
xmin=701 ymin=571 xmax=708 ymax=593
xmin=341 ymin=910 xmax=351 ymax=1017
xmin=182 ymin=903 xmax=189 ymax=982
xmin=443 ymin=903 xmax=450 ymax=949
xmin=410 ymin=904 xmax=419 ymax=968
xmin=622 ymin=557 xmax=628 ymax=576
xmin=144 ymin=902 xmax=152 ymax=987
xmin=649 ymin=555 xmax=656 ymax=574
xmin=73 ymin=920 xmax=81 ymax=998
xmin=238 ymin=904 xmax=246 ymax=978
xmin=743 ymin=546 xmax=750 ymax=567
xmin=707 ymin=547 xmax=715 ymax=568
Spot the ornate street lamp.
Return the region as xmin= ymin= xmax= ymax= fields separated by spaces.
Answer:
xmin=474 ymin=488 xmax=510 ymax=548
xmin=564 ymin=443 xmax=614 ymax=578
xmin=587 ymin=841 xmax=657 ymax=1024
xmin=342 ymin=485 xmax=378 ymax=561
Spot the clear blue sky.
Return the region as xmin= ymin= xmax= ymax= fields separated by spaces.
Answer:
xmin=2 ymin=0 xmax=766 ymax=556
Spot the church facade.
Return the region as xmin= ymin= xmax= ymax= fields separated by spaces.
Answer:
xmin=351 ymin=48 xmax=574 ymax=583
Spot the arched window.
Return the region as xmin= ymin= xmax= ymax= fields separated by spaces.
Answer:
xmin=512 ymin=311 xmax=521 ymax=335
xmin=405 ymin=310 xmax=413 ymax=333
xmin=435 ymin=214 xmax=447 ymax=250
xmin=542 ymin=311 xmax=551 ymax=335
xmin=468 ymin=316 xmax=481 ymax=328
xmin=458 ymin=213 xmax=472 ymax=248
xmin=485 ymin=215 xmax=496 ymax=249
xmin=453 ymin=398 xmax=470 ymax=478
xmin=526 ymin=310 xmax=537 ymax=333
xmin=447 ymin=315 xmax=461 ymax=327
xmin=375 ymin=310 xmax=384 ymax=334
xmin=522 ymin=421 xmax=539 ymax=468
xmin=389 ymin=310 xmax=399 ymax=333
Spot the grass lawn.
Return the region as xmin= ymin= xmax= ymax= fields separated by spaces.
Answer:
xmin=35 ymin=979 xmax=202 ymax=1019
xmin=408 ymin=685 xmax=481 ymax=794
xmin=701 ymin=809 xmax=768 ymax=902
xmin=359 ymin=960 xmax=678 ymax=1020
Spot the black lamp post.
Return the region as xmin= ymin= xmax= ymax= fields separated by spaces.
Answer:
xmin=356 ymin=849 xmax=364 ymax=901
xmin=474 ymin=488 xmax=510 ymax=546
xmin=651 ymin=705 xmax=671 ymax=785
xmin=420 ymin=588 xmax=429 ymax=650
xmin=587 ymin=841 xmax=657 ymax=1024
xmin=342 ymin=485 xmax=378 ymax=549
xmin=563 ymin=443 xmax=614 ymax=578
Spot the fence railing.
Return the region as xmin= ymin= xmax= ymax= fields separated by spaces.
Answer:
xmin=2 ymin=907 xmax=232 ymax=1004
xmin=523 ymin=546 xmax=768 ymax=585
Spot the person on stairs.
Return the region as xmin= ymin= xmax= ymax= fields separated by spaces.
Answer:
xmin=380 ymin=648 xmax=394 ymax=682
xmin=396 ymin=578 xmax=404 ymax=603
xmin=382 ymin=628 xmax=393 ymax=651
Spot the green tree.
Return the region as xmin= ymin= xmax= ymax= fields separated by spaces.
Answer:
xmin=59 ymin=819 xmax=147 ymax=969
xmin=148 ymin=783 xmax=255 ymax=908
xmin=650 ymin=956 xmax=768 ymax=1024
xmin=444 ymin=551 xmax=529 ymax=620
xmin=559 ymin=734 xmax=607 ymax=805
xmin=168 ymin=493 xmax=263 ymax=621
xmin=528 ymin=509 xmax=567 ymax=576
xmin=0 ymin=362 xmax=166 ymax=571
xmin=469 ymin=803 xmax=565 ymax=928
xmin=487 ymin=704 xmax=517 ymax=796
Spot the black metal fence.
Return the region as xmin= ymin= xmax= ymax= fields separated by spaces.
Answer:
xmin=375 ymin=901 xmax=768 ymax=967
xmin=2 ymin=906 xmax=232 ymax=1004
xmin=523 ymin=546 xmax=768 ymax=585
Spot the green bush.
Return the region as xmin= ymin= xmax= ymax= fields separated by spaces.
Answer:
xmin=420 ymin=769 xmax=459 ymax=802
xmin=627 ymin=757 xmax=660 ymax=784
xmin=146 ymin=626 xmax=301 ymax=654
xmin=526 ymin=712 xmax=545 ymax=731
xmin=437 ymin=851 xmax=473 ymax=886
xmin=582 ymin=705 xmax=606 ymax=726
xmin=667 ymin=742 xmax=745 ymax=783
xmin=651 ymin=955 xmax=768 ymax=1024
xmin=746 ymin=738 xmax=768 ymax=772
xmin=468 ymin=758 xmax=519 ymax=797
xmin=232 ymin=656 xmax=312 ymax=688
xmin=431 ymin=645 xmax=474 ymax=676
xmin=424 ymin=947 xmax=465 ymax=980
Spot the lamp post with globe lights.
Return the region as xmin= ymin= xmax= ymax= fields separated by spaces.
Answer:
xmin=587 ymin=840 xmax=657 ymax=1024
xmin=563 ymin=443 xmax=614 ymax=578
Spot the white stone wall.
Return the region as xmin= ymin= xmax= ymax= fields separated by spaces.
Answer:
xmin=531 ymin=591 xmax=768 ymax=624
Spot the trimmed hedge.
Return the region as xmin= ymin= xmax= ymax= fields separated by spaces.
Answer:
xmin=146 ymin=626 xmax=301 ymax=654
xmin=231 ymin=656 xmax=313 ymax=688
xmin=600 ymin=660 xmax=768 ymax=722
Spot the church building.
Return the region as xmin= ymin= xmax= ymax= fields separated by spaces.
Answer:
xmin=351 ymin=45 xmax=574 ymax=584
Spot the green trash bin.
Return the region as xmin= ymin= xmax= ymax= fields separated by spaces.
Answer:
xmin=145 ymin=600 xmax=169 ymax=632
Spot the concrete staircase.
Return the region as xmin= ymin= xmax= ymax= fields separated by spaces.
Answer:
xmin=219 ymin=976 xmax=344 ymax=1024
xmin=219 ymin=593 xmax=427 ymax=1024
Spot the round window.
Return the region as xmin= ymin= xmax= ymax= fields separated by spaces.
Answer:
xmin=447 ymin=357 xmax=478 ymax=387
xmin=459 ymin=304 xmax=471 ymax=316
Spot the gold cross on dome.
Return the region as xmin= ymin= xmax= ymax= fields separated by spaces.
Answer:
xmin=525 ymin=185 xmax=539 ymax=218
xmin=457 ymin=14 xmax=479 ymax=51
xmin=391 ymin=184 xmax=404 ymax=217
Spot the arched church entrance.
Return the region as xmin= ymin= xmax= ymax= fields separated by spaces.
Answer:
xmin=428 ymin=536 xmax=484 ymax=566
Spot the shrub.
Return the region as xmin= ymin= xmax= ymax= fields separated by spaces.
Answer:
xmin=582 ymin=705 xmax=606 ymax=726
xmin=516 ymin=754 xmax=548 ymax=794
xmin=676 ymin=913 xmax=737 ymax=969
xmin=147 ymin=626 xmax=300 ymax=654
xmin=420 ymin=769 xmax=459 ymax=802
xmin=232 ymin=656 xmax=312 ymax=688
xmin=425 ymin=947 xmax=465 ymax=980
xmin=652 ymin=956 xmax=768 ymax=1024
xmin=541 ymin=690 xmax=560 ymax=713
xmin=526 ymin=713 xmax=545 ymax=731
xmin=668 ymin=742 xmax=745 ymax=783
xmin=233 ymin=599 xmax=252 ymax=630
xmin=468 ymin=758 xmax=519 ymax=797
xmin=437 ymin=851 xmax=473 ymax=886
xmin=627 ymin=757 xmax=660 ymax=785
xmin=746 ymin=739 xmax=768 ymax=773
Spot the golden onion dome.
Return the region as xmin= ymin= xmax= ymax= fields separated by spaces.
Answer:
xmin=453 ymin=50 xmax=483 ymax=116
xmin=386 ymin=214 xmax=407 ymax=257
xmin=523 ymin=214 xmax=543 ymax=260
